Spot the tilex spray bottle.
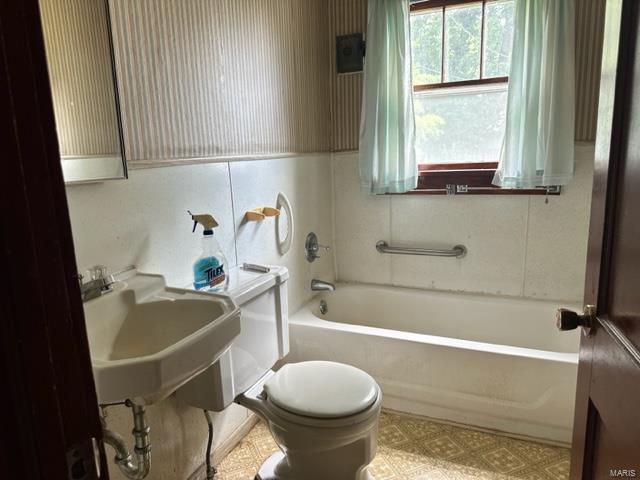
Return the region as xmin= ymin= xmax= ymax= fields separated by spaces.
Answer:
xmin=188 ymin=210 xmax=228 ymax=292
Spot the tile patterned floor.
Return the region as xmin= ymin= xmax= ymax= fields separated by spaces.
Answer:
xmin=216 ymin=411 xmax=570 ymax=480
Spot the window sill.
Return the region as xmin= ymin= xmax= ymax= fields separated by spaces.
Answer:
xmin=401 ymin=187 xmax=560 ymax=196
xmin=397 ymin=163 xmax=562 ymax=196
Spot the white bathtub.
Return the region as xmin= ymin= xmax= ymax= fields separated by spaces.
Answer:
xmin=287 ymin=283 xmax=581 ymax=444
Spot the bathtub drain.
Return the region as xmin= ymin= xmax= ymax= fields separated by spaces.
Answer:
xmin=319 ymin=300 xmax=328 ymax=315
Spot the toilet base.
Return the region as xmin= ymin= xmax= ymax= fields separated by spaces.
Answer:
xmin=254 ymin=451 xmax=283 ymax=480
xmin=255 ymin=451 xmax=375 ymax=480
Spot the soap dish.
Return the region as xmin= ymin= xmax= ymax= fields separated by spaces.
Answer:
xmin=244 ymin=207 xmax=280 ymax=222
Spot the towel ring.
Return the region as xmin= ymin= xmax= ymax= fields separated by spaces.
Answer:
xmin=276 ymin=192 xmax=294 ymax=255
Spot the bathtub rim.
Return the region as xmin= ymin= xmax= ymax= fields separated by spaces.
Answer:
xmin=291 ymin=295 xmax=580 ymax=365
xmin=326 ymin=279 xmax=584 ymax=307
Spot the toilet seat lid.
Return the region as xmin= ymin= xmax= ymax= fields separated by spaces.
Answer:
xmin=264 ymin=361 xmax=378 ymax=419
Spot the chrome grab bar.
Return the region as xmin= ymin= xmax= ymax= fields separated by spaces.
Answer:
xmin=376 ymin=241 xmax=467 ymax=258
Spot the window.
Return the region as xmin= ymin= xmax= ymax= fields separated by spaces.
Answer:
xmin=409 ymin=0 xmax=553 ymax=195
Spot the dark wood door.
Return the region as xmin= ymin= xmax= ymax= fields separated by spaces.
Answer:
xmin=0 ymin=1 xmax=107 ymax=479
xmin=568 ymin=0 xmax=640 ymax=478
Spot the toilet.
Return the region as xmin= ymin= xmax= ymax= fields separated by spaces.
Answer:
xmin=176 ymin=266 xmax=381 ymax=480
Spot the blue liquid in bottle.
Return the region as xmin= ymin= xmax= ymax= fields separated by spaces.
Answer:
xmin=192 ymin=232 xmax=227 ymax=292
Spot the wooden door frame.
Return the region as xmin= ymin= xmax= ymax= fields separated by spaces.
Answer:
xmin=0 ymin=1 xmax=107 ymax=478
xmin=570 ymin=0 xmax=638 ymax=477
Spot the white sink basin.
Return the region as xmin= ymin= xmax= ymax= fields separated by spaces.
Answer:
xmin=83 ymin=271 xmax=240 ymax=405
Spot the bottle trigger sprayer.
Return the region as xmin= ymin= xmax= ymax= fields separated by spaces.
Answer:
xmin=189 ymin=210 xmax=228 ymax=291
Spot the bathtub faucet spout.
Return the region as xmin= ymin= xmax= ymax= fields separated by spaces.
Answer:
xmin=311 ymin=279 xmax=335 ymax=292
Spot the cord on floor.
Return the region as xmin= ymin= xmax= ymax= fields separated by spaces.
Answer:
xmin=204 ymin=410 xmax=217 ymax=480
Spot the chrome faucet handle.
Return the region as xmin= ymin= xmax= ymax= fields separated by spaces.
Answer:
xmin=309 ymin=243 xmax=331 ymax=256
xmin=316 ymin=244 xmax=331 ymax=253
xmin=305 ymin=232 xmax=331 ymax=263
xmin=89 ymin=265 xmax=108 ymax=281
xmin=79 ymin=265 xmax=119 ymax=302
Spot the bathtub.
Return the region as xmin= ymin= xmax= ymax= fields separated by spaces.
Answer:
xmin=287 ymin=283 xmax=581 ymax=444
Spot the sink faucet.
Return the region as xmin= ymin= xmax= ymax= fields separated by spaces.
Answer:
xmin=79 ymin=265 xmax=135 ymax=302
xmin=311 ymin=279 xmax=335 ymax=292
xmin=79 ymin=265 xmax=115 ymax=302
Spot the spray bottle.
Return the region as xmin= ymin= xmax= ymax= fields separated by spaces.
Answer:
xmin=189 ymin=211 xmax=228 ymax=292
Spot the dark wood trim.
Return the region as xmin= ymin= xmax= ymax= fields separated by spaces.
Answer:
xmin=419 ymin=161 xmax=498 ymax=171
xmin=410 ymin=164 xmax=560 ymax=195
xmin=0 ymin=0 xmax=107 ymax=478
xmin=570 ymin=0 xmax=635 ymax=477
xmin=418 ymin=167 xmax=497 ymax=188
xmin=414 ymin=76 xmax=508 ymax=92
xmin=411 ymin=0 xmax=484 ymax=12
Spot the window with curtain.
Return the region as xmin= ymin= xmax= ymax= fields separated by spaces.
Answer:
xmin=409 ymin=0 xmax=556 ymax=194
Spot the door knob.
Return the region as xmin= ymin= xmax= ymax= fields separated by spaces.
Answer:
xmin=556 ymin=305 xmax=596 ymax=335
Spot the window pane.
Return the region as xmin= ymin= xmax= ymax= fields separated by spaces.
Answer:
xmin=410 ymin=10 xmax=443 ymax=85
xmin=483 ymin=0 xmax=515 ymax=78
xmin=414 ymin=85 xmax=507 ymax=164
xmin=444 ymin=4 xmax=482 ymax=82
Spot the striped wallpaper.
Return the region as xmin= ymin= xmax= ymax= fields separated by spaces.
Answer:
xmin=330 ymin=0 xmax=607 ymax=151
xmin=329 ymin=0 xmax=368 ymax=152
xmin=49 ymin=0 xmax=604 ymax=162
xmin=39 ymin=0 xmax=121 ymax=157
xmin=575 ymin=0 xmax=606 ymax=142
xmin=109 ymin=0 xmax=331 ymax=162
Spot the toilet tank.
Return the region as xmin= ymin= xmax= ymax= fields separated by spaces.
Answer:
xmin=176 ymin=265 xmax=289 ymax=411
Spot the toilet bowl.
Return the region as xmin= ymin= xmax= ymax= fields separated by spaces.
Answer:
xmin=238 ymin=361 xmax=382 ymax=480
xmin=176 ymin=266 xmax=381 ymax=480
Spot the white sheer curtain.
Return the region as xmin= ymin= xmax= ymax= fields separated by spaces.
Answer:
xmin=493 ymin=0 xmax=576 ymax=188
xmin=359 ymin=0 xmax=417 ymax=194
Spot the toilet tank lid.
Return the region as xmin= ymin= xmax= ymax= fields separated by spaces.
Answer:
xmin=226 ymin=265 xmax=288 ymax=306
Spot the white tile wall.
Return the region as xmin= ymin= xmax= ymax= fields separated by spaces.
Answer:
xmin=524 ymin=146 xmax=593 ymax=300
xmin=389 ymin=195 xmax=529 ymax=296
xmin=333 ymin=144 xmax=594 ymax=302
xmin=333 ymin=156 xmax=392 ymax=284
xmin=66 ymin=155 xmax=335 ymax=307
xmin=65 ymin=154 xmax=335 ymax=480
xmin=67 ymin=162 xmax=236 ymax=288
xmin=230 ymin=155 xmax=335 ymax=313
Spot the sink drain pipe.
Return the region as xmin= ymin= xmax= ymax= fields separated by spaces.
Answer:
xmin=102 ymin=400 xmax=151 ymax=479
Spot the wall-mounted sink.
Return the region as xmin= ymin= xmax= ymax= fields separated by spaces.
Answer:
xmin=83 ymin=271 xmax=240 ymax=405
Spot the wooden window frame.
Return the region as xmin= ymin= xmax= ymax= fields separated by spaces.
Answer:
xmin=409 ymin=162 xmax=561 ymax=196
xmin=409 ymin=0 xmax=555 ymax=195
xmin=411 ymin=0 xmax=508 ymax=89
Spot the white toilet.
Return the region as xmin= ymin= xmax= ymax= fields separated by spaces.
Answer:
xmin=176 ymin=266 xmax=381 ymax=480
